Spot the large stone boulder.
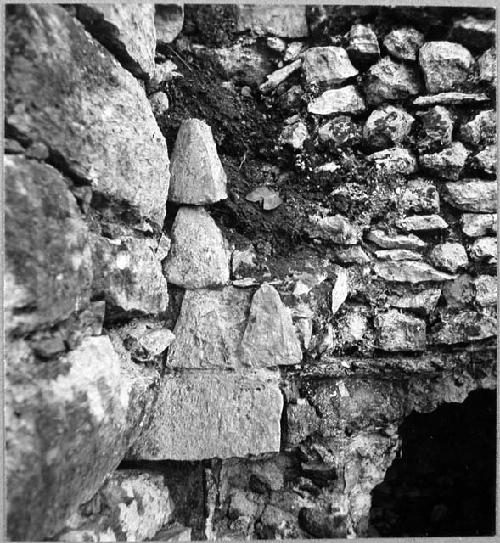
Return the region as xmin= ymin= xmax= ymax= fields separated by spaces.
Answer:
xmin=129 ymin=369 xmax=283 ymax=460
xmin=5 ymin=5 xmax=170 ymax=228
xmin=169 ymin=119 xmax=228 ymax=205
xmin=4 ymin=155 xmax=93 ymax=334
xmin=6 ymin=336 xmax=157 ymax=540
xmin=75 ymin=3 xmax=156 ymax=79
xmin=444 ymin=180 xmax=497 ymax=212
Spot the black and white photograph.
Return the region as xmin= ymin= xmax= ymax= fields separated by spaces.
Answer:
xmin=3 ymin=2 xmax=498 ymax=541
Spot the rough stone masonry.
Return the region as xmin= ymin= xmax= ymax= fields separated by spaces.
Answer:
xmin=4 ymin=3 xmax=497 ymax=542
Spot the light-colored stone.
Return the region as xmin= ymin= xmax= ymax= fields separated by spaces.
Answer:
xmin=91 ymin=235 xmax=168 ymax=315
xmin=210 ymin=44 xmax=272 ymax=86
xmin=413 ymin=92 xmax=489 ymax=106
xmin=367 ymin=148 xmax=418 ymax=175
xmin=363 ymin=105 xmax=414 ymax=150
xmin=129 ymin=369 xmax=283 ymax=460
xmin=460 ymin=109 xmax=496 ymax=147
xmin=308 ymin=214 xmax=362 ymax=244
xmin=149 ymin=92 xmax=169 ymax=116
xmin=307 ymin=85 xmax=366 ymax=116
xmin=450 ymin=16 xmax=496 ymax=51
xmin=474 ymin=275 xmax=497 ymax=307
xmin=169 ymin=118 xmax=227 ymax=205
xmin=260 ymin=59 xmax=301 ymax=93
xmin=478 ymin=47 xmax=496 ymax=86
xmin=367 ymin=229 xmax=426 ymax=251
xmin=474 ymin=145 xmax=496 ymax=175
xmin=461 ymin=213 xmax=497 ymax=237
xmin=429 ymin=243 xmax=469 ymax=273
xmin=417 ymin=106 xmax=453 ymax=152
xmin=419 ymin=41 xmax=474 ymax=93
xmin=155 ymin=4 xmax=183 ymax=45
xmin=331 ymin=268 xmax=349 ymax=314
xmin=279 ymin=119 xmax=308 ymax=149
xmin=442 ymin=274 xmax=475 ymax=308
xmin=318 ymin=116 xmax=361 ymax=147
xmin=375 ymin=310 xmax=426 ymax=351
xmin=284 ymin=41 xmax=305 ymax=62
xmin=469 ymin=237 xmax=497 ymax=264
xmin=432 ymin=309 xmax=497 ymax=344
xmin=303 ymin=47 xmax=358 ymax=87
xmin=149 ymin=60 xmax=181 ymax=92
xmin=375 ymin=250 xmax=423 ymax=261
xmin=267 ymin=37 xmax=285 ymax=53
xmin=334 ymin=246 xmax=371 ymax=265
xmin=397 ymin=215 xmax=448 ymax=232
xmin=444 ymin=180 xmax=497 ymax=212
xmin=236 ymin=5 xmax=308 ymax=38
xmin=112 ymin=320 xmax=175 ymax=361
xmin=388 ymin=289 xmax=441 ymax=314
xmin=364 ymin=57 xmax=421 ymax=105
xmin=164 ymin=207 xmax=229 ymax=289
xmin=4 ymin=156 xmax=92 ymax=333
xmin=374 ymin=261 xmax=456 ymax=283
xmin=246 ymin=186 xmax=282 ymax=210
xmin=383 ymin=27 xmax=424 ymax=61
xmin=347 ymin=25 xmax=380 ymax=67
xmin=419 ymin=142 xmax=469 ymax=180
xmin=76 ymin=3 xmax=156 ymax=78
xmin=5 ymin=5 xmax=170 ymax=228
xmin=398 ymin=179 xmax=440 ymax=214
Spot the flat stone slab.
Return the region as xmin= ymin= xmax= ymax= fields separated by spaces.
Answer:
xmin=444 ymin=180 xmax=497 ymax=212
xmin=236 ymin=5 xmax=308 ymax=38
xmin=130 ymin=369 xmax=283 ymax=460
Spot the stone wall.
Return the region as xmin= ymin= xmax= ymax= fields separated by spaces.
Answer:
xmin=4 ymin=4 xmax=497 ymax=541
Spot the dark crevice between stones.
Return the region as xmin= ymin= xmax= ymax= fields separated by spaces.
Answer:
xmin=369 ymin=388 xmax=497 ymax=537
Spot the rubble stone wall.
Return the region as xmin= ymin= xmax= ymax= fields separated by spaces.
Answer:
xmin=4 ymin=3 xmax=497 ymax=541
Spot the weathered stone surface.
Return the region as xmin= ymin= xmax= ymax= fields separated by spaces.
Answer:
xmin=478 ymin=47 xmax=496 ymax=86
xmin=474 ymin=144 xmax=496 ymax=175
xmin=398 ymin=179 xmax=440 ymax=213
xmin=307 ymin=85 xmax=366 ymax=116
xmin=364 ymin=57 xmax=421 ymax=105
xmin=266 ymin=36 xmax=286 ymax=53
xmin=363 ymin=105 xmax=414 ymax=150
xmin=59 ymin=471 xmax=173 ymax=541
xmin=149 ymin=92 xmax=169 ymax=116
xmin=413 ymin=92 xmax=489 ymax=106
xmin=236 ymin=5 xmax=308 ymax=38
xmin=209 ymin=44 xmax=272 ymax=86
xmin=469 ymin=237 xmax=497 ymax=264
xmin=367 ymin=148 xmax=418 ymax=175
xmin=149 ymin=59 xmax=181 ymax=92
xmin=334 ymin=246 xmax=371 ymax=265
xmin=461 ymin=213 xmax=497 ymax=237
xmin=155 ymin=4 xmax=184 ymax=45
xmin=169 ymin=119 xmax=227 ymax=204
xmin=383 ymin=27 xmax=424 ymax=61
xmin=241 ymin=284 xmax=302 ymax=367
xmin=375 ymin=310 xmax=426 ymax=351
xmin=347 ymin=25 xmax=380 ymax=67
xmin=375 ymin=249 xmax=423 ymax=261
xmin=246 ymin=186 xmax=282 ymax=210
xmin=164 ymin=207 xmax=230 ymax=289
xmin=76 ymin=3 xmax=156 ymax=79
xmin=429 ymin=243 xmax=469 ymax=273
xmin=5 ymin=156 xmax=92 ymax=333
xmin=92 ymin=235 xmax=168 ymax=315
xmin=432 ymin=309 xmax=497 ymax=344
xmin=444 ymin=180 xmax=497 ymax=212
xmin=260 ymin=59 xmax=302 ymax=93
xmin=112 ymin=320 xmax=175 ymax=362
xmin=419 ymin=141 xmax=469 ymax=180
xmin=459 ymin=109 xmax=496 ymax=147
xmin=419 ymin=41 xmax=474 ymax=93
xmin=279 ymin=119 xmax=308 ymax=150
xmin=287 ymin=400 xmax=320 ymax=446
xmin=474 ymin=275 xmax=497 ymax=307
xmin=417 ymin=105 xmax=453 ymax=152
xmin=331 ymin=268 xmax=349 ymax=315
xmin=308 ymin=215 xmax=362 ymax=244
xmin=285 ymin=41 xmax=305 ymax=62
xmin=442 ymin=274 xmax=475 ymax=308
xmin=303 ymin=47 xmax=358 ymax=87
xmin=299 ymin=507 xmax=347 ymax=539
xmin=397 ymin=214 xmax=448 ymax=232
xmin=367 ymin=229 xmax=426 ymax=251
xmin=388 ymin=289 xmax=441 ymax=314
xmin=6 ymin=336 xmax=157 ymax=540
xmin=130 ymin=369 xmax=283 ymax=460
xmin=5 ymin=5 xmax=170 ymax=228
xmin=450 ymin=16 xmax=496 ymax=51
xmin=318 ymin=116 xmax=362 ymax=147
xmin=374 ymin=261 xmax=456 ymax=283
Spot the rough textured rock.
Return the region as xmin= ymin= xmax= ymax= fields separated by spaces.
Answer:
xmin=478 ymin=47 xmax=496 ymax=86
xmin=450 ymin=16 xmax=496 ymax=51
xmin=469 ymin=237 xmax=497 ymax=264
xmin=308 ymin=215 xmax=362 ymax=244
xmin=398 ymin=179 xmax=440 ymax=214
xmin=209 ymin=43 xmax=272 ymax=86
xmin=383 ymin=27 xmax=424 ymax=61
xmin=375 ymin=310 xmax=426 ymax=351
xmin=76 ymin=3 xmax=156 ymax=79
xmin=419 ymin=141 xmax=469 ymax=180
xmin=279 ymin=119 xmax=308 ymax=150
xmin=417 ymin=105 xmax=453 ymax=152
xmin=367 ymin=229 xmax=426 ymax=251
xmin=6 ymin=336 xmax=157 ymax=540
xmin=303 ymin=47 xmax=358 ymax=87
xmin=364 ymin=57 xmax=421 ymax=105
xmin=413 ymin=92 xmax=489 ymax=106
xmin=91 ymin=235 xmax=169 ymax=316
xmin=155 ymin=4 xmax=184 ymax=45
xmin=164 ymin=207 xmax=230 ymax=289
xmin=236 ymin=5 xmax=308 ymax=38
xmin=432 ymin=309 xmax=497 ymax=344
xmin=347 ymin=24 xmax=380 ymax=67
xmin=367 ymin=148 xmax=418 ymax=175
xmin=318 ymin=116 xmax=362 ymax=147
xmin=5 ymin=156 xmax=92 ymax=334
xmin=59 ymin=471 xmax=173 ymax=541
xmin=474 ymin=144 xmax=496 ymax=176
xmin=459 ymin=109 xmax=496 ymax=147
xmin=397 ymin=214 xmax=448 ymax=232
xmin=419 ymin=41 xmax=474 ymax=93
xmin=461 ymin=213 xmax=497 ymax=237
xmin=5 ymin=5 xmax=170 ymax=228
xmin=430 ymin=243 xmax=469 ymax=273
xmin=375 ymin=250 xmax=423 ymax=262
xmin=260 ymin=59 xmax=302 ymax=94
xmin=374 ymin=261 xmax=456 ymax=283
xmin=388 ymin=289 xmax=441 ymax=314
xmin=111 ymin=320 xmax=175 ymax=362
xmin=169 ymin=118 xmax=227 ymax=204
xmin=444 ymin=180 xmax=497 ymax=212
xmin=130 ymin=370 xmax=283 ymax=460
xmin=474 ymin=275 xmax=497 ymax=307
xmin=363 ymin=105 xmax=414 ymax=150
xmin=149 ymin=92 xmax=170 ymax=116
xmin=331 ymin=268 xmax=349 ymax=314
xmin=307 ymin=85 xmax=366 ymax=116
